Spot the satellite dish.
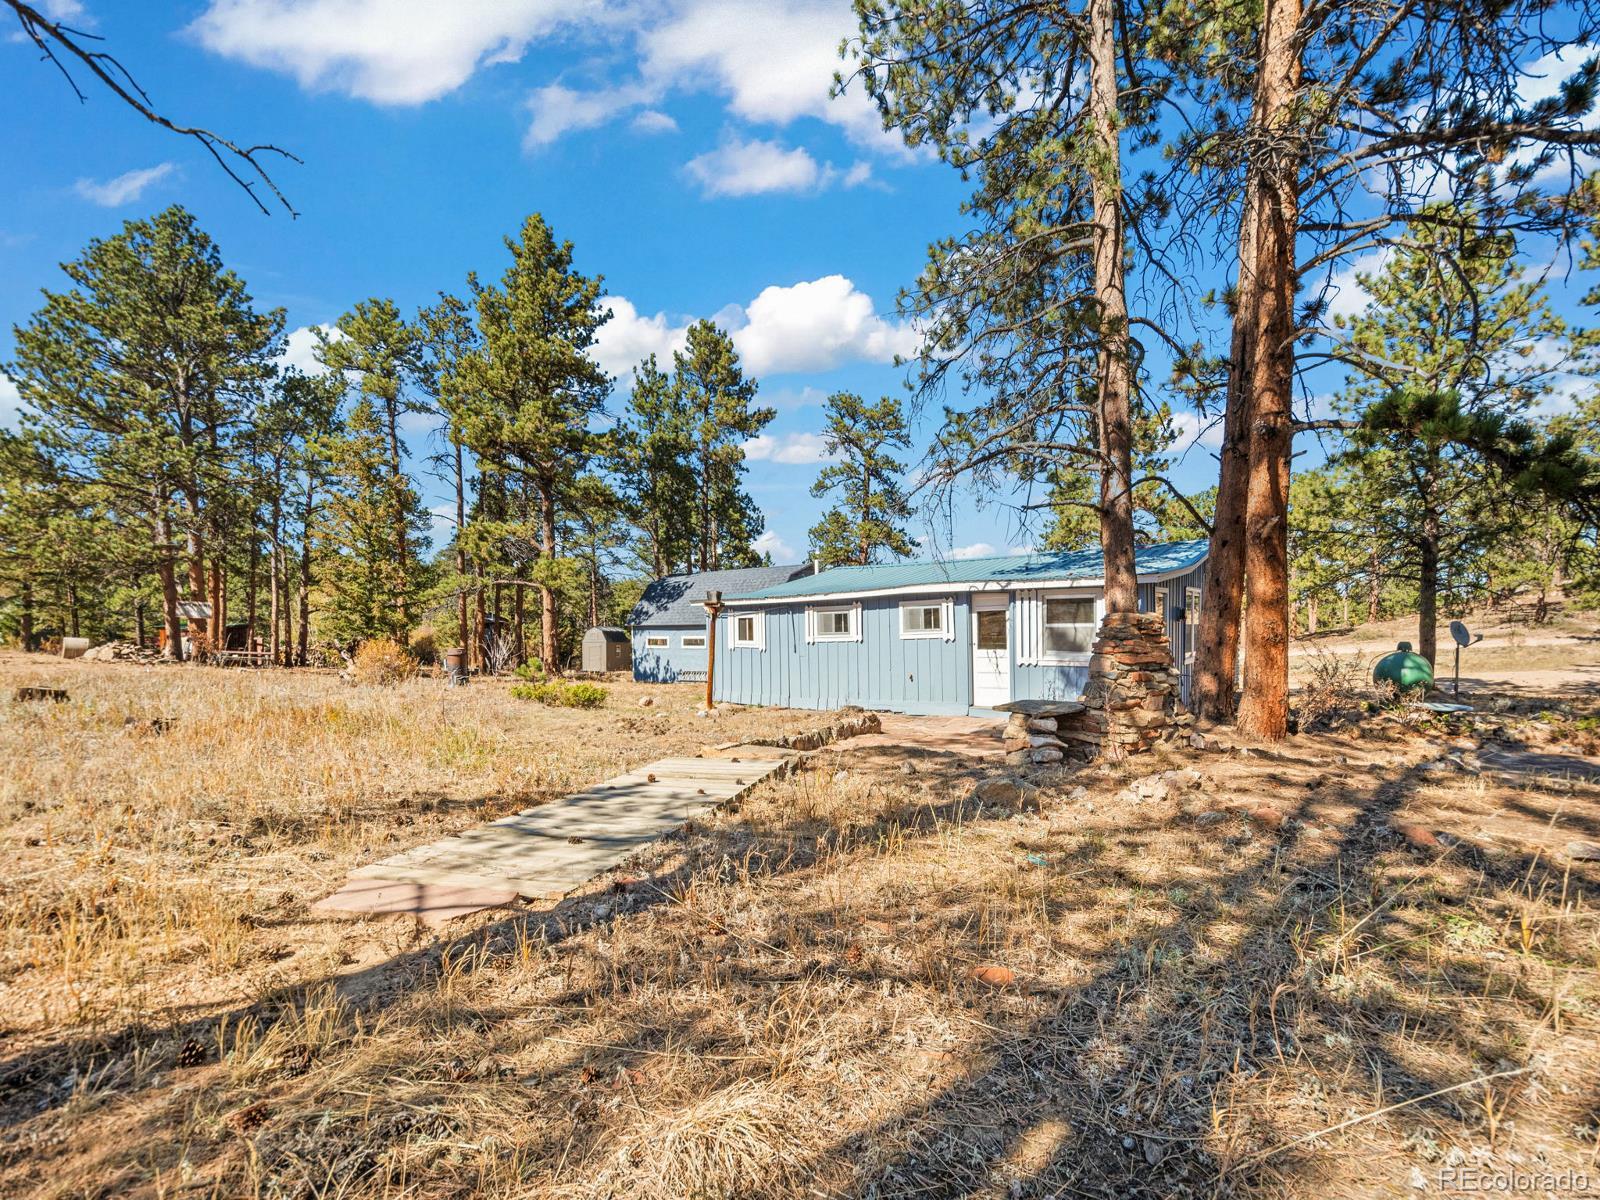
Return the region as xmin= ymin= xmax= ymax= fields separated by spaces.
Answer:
xmin=1450 ymin=620 xmax=1471 ymax=647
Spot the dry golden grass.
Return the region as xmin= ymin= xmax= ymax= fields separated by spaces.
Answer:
xmin=2 ymin=652 xmax=1598 ymax=1199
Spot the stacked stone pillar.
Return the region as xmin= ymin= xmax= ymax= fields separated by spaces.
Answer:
xmin=1075 ymin=611 xmax=1192 ymax=757
xmin=1004 ymin=611 xmax=1192 ymax=766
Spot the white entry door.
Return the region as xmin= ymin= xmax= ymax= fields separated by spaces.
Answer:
xmin=971 ymin=594 xmax=1011 ymax=708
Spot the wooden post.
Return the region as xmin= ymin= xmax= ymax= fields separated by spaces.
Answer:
xmin=702 ymin=590 xmax=723 ymax=711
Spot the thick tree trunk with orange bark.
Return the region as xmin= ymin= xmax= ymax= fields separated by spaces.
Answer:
xmin=1190 ymin=191 xmax=1260 ymax=723
xmin=1234 ymin=0 xmax=1304 ymax=741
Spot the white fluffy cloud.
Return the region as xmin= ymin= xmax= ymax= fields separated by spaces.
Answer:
xmin=731 ymin=275 xmax=917 ymax=375
xmin=631 ymin=109 xmax=679 ymax=135
xmin=743 ymin=431 xmax=834 ymax=464
xmin=1169 ymin=410 xmax=1224 ymax=452
xmin=189 ymin=1 xmax=589 ymax=106
xmin=525 ymin=81 xmax=654 ymax=148
xmin=595 ymin=275 xmax=914 ymax=380
xmin=637 ymin=0 xmax=895 ymax=152
xmin=279 ymin=324 xmax=345 ymax=375
xmin=752 ymin=529 xmax=797 ymax=561
xmin=684 ymin=136 xmax=871 ymax=197
xmin=73 ymin=163 xmax=176 ymax=206
xmin=591 ymin=297 xmax=692 ymax=379
xmin=189 ymin=1 xmax=901 ymax=161
xmin=949 ymin=542 xmax=998 ymax=560
xmin=0 ymin=374 xmax=22 ymax=431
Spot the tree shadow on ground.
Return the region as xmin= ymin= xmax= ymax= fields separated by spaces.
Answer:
xmin=3 ymin=732 xmax=1595 ymax=1199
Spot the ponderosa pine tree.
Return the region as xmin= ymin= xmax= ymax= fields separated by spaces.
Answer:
xmin=417 ymin=293 xmax=481 ymax=663
xmin=615 ymin=355 xmax=696 ymax=577
xmin=1172 ymin=0 xmax=1600 ymax=736
xmin=808 ymin=391 xmax=915 ymax=567
xmin=850 ymin=0 xmax=1170 ymax=615
xmin=1333 ymin=221 xmax=1589 ymax=664
xmin=454 ymin=214 xmax=610 ymax=672
xmin=5 ymin=205 xmax=282 ymax=659
xmin=673 ymin=321 xmax=773 ymax=570
xmin=319 ymin=299 xmax=430 ymax=640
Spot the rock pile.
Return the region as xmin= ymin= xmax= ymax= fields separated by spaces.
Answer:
xmin=80 ymin=640 xmax=162 ymax=664
xmin=1000 ymin=701 xmax=1088 ymax=767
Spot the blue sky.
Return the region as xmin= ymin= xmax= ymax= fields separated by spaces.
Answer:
xmin=3 ymin=1 xmax=1595 ymax=570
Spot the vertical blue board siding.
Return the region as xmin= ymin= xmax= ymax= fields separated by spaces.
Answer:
xmin=715 ymin=595 xmax=975 ymax=715
xmin=632 ymin=626 xmax=710 ymax=683
xmin=713 ymin=567 xmax=1206 ymax=713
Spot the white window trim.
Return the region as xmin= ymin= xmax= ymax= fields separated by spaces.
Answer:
xmin=1017 ymin=588 xmax=1102 ymax=666
xmin=680 ymin=634 xmax=707 ymax=648
xmin=1152 ymin=586 xmax=1169 ymax=621
xmin=804 ymin=602 xmax=862 ymax=644
xmin=730 ymin=611 xmax=765 ymax=650
xmin=644 ymin=635 xmax=670 ymax=649
xmin=899 ymin=597 xmax=955 ymax=641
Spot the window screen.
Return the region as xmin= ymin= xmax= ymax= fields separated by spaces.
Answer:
xmin=1043 ymin=597 xmax=1095 ymax=655
xmin=902 ymin=604 xmax=942 ymax=633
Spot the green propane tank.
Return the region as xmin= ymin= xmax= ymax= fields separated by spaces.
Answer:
xmin=1373 ymin=641 xmax=1433 ymax=693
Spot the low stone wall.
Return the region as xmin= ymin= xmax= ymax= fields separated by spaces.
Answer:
xmin=1004 ymin=611 xmax=1192 ymax=766
xmin=746 ymin=712 xmax=883 ymax=752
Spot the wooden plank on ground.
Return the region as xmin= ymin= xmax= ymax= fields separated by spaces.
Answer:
xmin=347 ymin=756 xmax=788 ymax=898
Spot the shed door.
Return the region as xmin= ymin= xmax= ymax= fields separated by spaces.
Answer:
xmin=971 ymin=594 xmax=1011 ymax=708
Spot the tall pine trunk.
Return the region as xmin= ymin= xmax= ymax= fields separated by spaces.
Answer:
xmin=1088 ymin=0 xmax=1138 ymax=615
xmin=538 ymin=477 xmax=559 ymax=672
xmin=297 ymin=486 xmax=314 ymax=667
xmin=1418 ymin=504 xmax=1440 ymax=666
xmin=386 ymin=395 xmax=409 ymax=638
xmin=1234 ymin=0 xmax=1304 ymax=742
xmin=454 ymin=439 xmax=469 ymax=661
xmin=155 ymin=503 xmax=184 ymax=661
xmin=184 ymin=492 xmax=208 ymax=651
xmin=1368 ymin=546 xmax=1381 ymax=623
xmin=269 ymin=482 xmax=283 ymax=665
xmin=1191 ymin=161 xmax=1262 ymax=723
xmin=19 ymin=580 xmax=33 ymax=652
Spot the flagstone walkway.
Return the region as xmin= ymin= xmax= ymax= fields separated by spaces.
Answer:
xmin=338 ymin=755 xmax=790 ymax=901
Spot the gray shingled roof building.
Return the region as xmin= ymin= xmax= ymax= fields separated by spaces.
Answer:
xmin=628 ymin=563 xmax=815 ymax=683
xmin=628 ymin=564 xmax=815 ymax=628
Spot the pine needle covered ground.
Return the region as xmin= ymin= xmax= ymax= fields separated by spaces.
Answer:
xmin=1 ymin=653 xmax=1597 ymax=1198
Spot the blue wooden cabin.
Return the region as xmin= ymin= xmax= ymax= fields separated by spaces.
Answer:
xmin=712 ymin=541 xmax=1209 ymax=715
xmin=629 ymin=563 xmax=816 ymax=683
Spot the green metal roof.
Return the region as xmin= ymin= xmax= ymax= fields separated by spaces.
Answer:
xmin=728 ymin=539 xmax=1209 ymax=602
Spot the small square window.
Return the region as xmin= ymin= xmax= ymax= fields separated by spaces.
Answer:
xmin=810 ymin=606 xmax=857 ymax=641
xmin=1043 ymin=597 xmax=1095 ymax=656
xmin=901 ymin=603 xmax=944 ymax=636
